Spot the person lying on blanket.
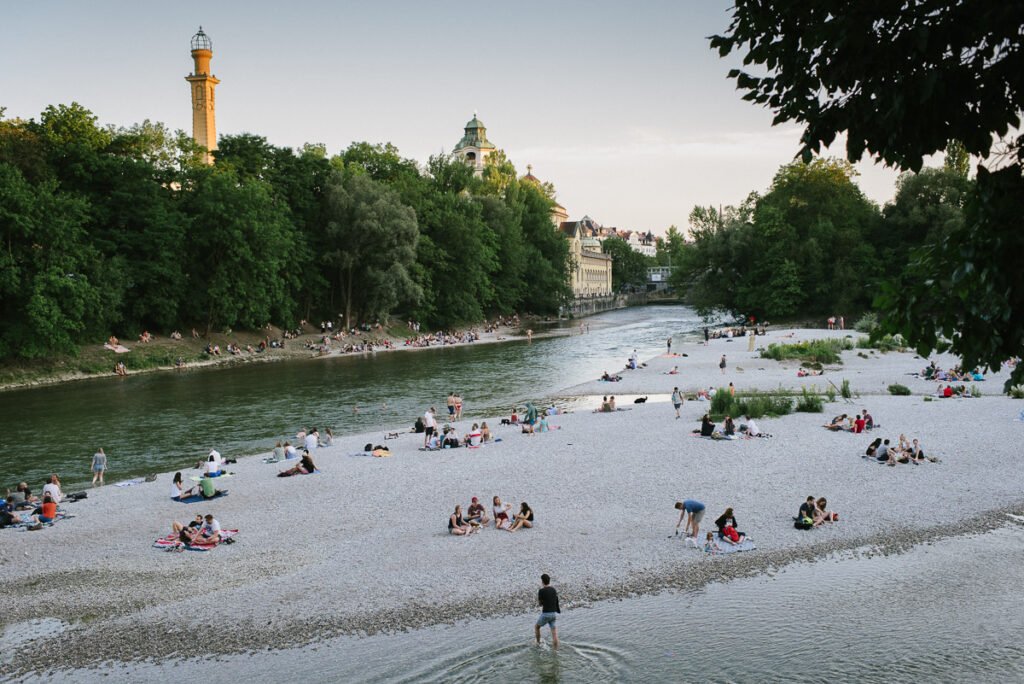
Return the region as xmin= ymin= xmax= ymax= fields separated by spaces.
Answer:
xmin=171 ymin=515 xmax=205 ymax=544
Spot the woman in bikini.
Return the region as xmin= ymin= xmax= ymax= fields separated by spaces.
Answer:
xmin=813 ymin=497 xmax=838 ymax=526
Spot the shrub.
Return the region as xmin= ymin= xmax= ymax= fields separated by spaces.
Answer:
xmin=840 ymin=379 xmax=852 ymax=399
xmin=709 ymin=390 xmax=793 ymax=420
xmin=825 ymin=385 xmax=837 ymax=402
xmin=854 ymin=312 xmax=878 ymax=333
xmin=1009 ymin=385 xmax=1024 ymax=399
xmin=970 ymin=384 xmax=982 ymax=398
xmin=888 ymin=383 xmax=912 ymax=396
xmin=795 ymin=387 xmax=824 ymax=412
xmin=857 ymin=333 xmax=904 ymax=353
xmin=857 ymin=352 xmax=869 ymax=359
xmin=923 ymin=396 xmax=934 ymax=402
xmin=762 ymin=338 xmax=852 ymax=365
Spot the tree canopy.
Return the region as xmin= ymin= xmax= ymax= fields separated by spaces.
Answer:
xmin=711 ymin=1 xmax=1024 ymax=388
xmin=0 ymin=104 xmax=573 ymax=360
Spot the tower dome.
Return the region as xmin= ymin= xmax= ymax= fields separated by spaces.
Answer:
xmin=191 ymin=26 xmax=213 ymax=52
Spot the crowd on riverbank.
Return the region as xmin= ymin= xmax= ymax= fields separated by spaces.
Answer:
xmin=3 ymin=326 xmax=1023 ymax=677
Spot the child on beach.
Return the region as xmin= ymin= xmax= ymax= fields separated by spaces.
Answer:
xmin=703 ymin=531 xmax=721 ymax=554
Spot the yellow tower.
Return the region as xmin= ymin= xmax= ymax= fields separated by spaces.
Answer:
xmin=185 ymin=27 xmax=220 ymax=164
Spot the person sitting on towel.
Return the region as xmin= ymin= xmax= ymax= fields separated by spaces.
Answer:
xmin=279 ymin=451 xmax=316 ymax=476
xmin=700 ymin=414 xmax=715 ymax=437
xmin=171 ymin=472 xmax=199 ymax=500
xmin=199 ymin=514 xmax=222 ymax=543
xmin=714 ymin=507 xmax=745 ymax=544
xmin=205 ymin=450 xmax=223 ymax=477
xmin=823 ymin=414 xmax=848 ymax=431
xmin=199 ymin=474 xmax=224 ymax=498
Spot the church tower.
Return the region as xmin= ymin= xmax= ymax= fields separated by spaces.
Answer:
xmin=453 ymin=112 xmax=495 ymax=176
xmin=185 ymin=27 xmax=220 ymax=165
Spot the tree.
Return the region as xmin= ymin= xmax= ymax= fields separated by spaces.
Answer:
xmin=0 ymin=163 xmax=109 ymax=358
xmin=320 ymin=169 xmax=420 ymax=328
xmin=180 ymin=168 xmax=297 ymax=332
xmin=602 ymin=237 xmax=650 ymax=292
xmin=711 ymin=2 xmax=1024 ymax=387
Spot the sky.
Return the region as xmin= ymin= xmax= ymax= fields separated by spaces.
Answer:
xmin=2 ymin=1 xmax=919 ymax=234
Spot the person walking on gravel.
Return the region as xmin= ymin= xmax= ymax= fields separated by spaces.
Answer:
xmin=671 ymin=387 xmax=685 ymax=419
xmin=535 ymin=574 xmax=560 ymax=649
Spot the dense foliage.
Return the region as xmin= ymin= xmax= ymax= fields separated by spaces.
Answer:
xmin=0 ymin=105 xmax=571 ymax=360
xmin=711 ymin=0 xmax=1024 ymax=388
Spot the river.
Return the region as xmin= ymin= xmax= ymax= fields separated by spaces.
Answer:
xmin=0 ymin=305 xmax=704 ymax=488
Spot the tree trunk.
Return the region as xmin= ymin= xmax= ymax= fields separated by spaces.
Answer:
xmin=343 ymin=266 xmax=353 ymax=330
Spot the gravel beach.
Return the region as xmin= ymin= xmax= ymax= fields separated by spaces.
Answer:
xmin=2 ymin=328 xmax=1021 ymax=678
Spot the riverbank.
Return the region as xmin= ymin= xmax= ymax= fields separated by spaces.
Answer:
xmin=0 ymin=321 xmax=541 ymax=393
xmin=2 ymin=328 xmax=1023 ymax=678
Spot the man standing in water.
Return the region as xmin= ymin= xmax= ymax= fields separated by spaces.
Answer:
xmin=535 ymin=573 xmax=560 ymax=649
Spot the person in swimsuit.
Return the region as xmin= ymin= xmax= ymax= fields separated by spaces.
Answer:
xmin=813 ymin=498 xmax=838 ymax=526
xmin=454 ymin=393 xmax=464 ymax=421
xmin=509 ymin=502 xmax=534 ymax=532
xmin=448 ymin=504 xmax=474 ymax=536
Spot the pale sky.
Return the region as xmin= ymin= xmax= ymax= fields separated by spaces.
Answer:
xmin=2 ymin=1 xmax=914 ymax=234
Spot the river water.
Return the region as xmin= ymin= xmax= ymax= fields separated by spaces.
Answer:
xmin=55 ymin=519 xmax=1024 ymax=683
xmin=0 ymin=305 xmax=704 ymax=488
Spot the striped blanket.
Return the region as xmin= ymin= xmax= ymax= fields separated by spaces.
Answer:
xmin=153 ymin=529 xmax=239 ymax=552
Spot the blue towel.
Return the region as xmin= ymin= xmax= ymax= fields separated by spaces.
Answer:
xmin=175 ymin=491 xmax=228 ymax=504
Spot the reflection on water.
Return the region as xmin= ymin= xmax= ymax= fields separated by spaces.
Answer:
xmin=0 ymin=306 xmax=703 ymax=486
xmin=86 ymin=521 xmax=1024 ymax=683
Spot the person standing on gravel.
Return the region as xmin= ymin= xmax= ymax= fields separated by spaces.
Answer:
xmin=719 ymin=354 xmax=727 ymax=374
xmin=535 ymin=574 xmax=560 ymax=650
xmin=667 ymin=336 xmax=672 ymax=354
xmin=675 ymin=499 xmax=706 ymax=539
xmin=671 ymin=387 xmax=685 ymax=419
xmin=423 ymin=407 xmax=437 ymax=448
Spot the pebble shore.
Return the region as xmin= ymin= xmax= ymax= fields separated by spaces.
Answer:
xmin=2 ymin=328 xmax=1021 ymax=678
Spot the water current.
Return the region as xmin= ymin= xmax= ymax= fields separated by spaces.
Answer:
xmin=0 ymin=305 xmax=704 ymax=488
xmin=52 ymin=519 xmax=1024 ymax=683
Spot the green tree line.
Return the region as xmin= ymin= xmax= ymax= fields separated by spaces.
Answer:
xmin=663 ymin=156 xmax=972 ymax=323
xmin=0 ymin=104 xmax=572 ymax=360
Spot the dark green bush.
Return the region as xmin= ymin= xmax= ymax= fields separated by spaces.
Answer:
xmin=888 ymin=383 xmax=912 ymax=396
xmin=795 ymin=387 xmax=824 ymax=412
xmin=762 ymin=338 xmax=852 ymax=365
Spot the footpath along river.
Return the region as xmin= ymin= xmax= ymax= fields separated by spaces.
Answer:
xmin=0 ymin=305 xmax=703 ymax=488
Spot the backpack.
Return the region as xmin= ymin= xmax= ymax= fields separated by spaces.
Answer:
xmin=794 ymin=517 xmax=813 ymax=530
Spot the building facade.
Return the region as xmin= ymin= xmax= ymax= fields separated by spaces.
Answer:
xmin=185 ymin=27 xmax=220 ymax=165
xmin=560 ymin=221 xmax=613 ymax=297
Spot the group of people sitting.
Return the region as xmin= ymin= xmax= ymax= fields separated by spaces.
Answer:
xmin=696 ymin=414 xmax=766 ymax=439
xmin=935 ymin=383 xmax=977 ymax=398
xmin=449 ymin=496 xmax=534 ymax=535
xmin=594 ymin=396 xmax=619 ymax=413
xmin=864 ymin=435 xmax=935 ymax=466
xmin=403 ymin=329 xmax=480 ymax=348
xmin=794 ymin=496 xmax=839 ymax=529
xmin=920 ymin=361 xmax=985 ymax=383
xmin=703 ymin=507 xmax=749 ymax=553
xmin=823 ymin=410 xmax=875 ymax=433
xmin=796 ymin=367 xmax=824 ymax=377
xmin=1 ymin=475 xmax=65 ymax=529
xmin=171 ymin=470 xmax=225 ymax=500
xmin=170 ymin=514 xmax=225 ymax=546
xmin=600 ymin=371 xmax=622 ymax=382
xmin=423 ymin=422 xmax=494 ymax=450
